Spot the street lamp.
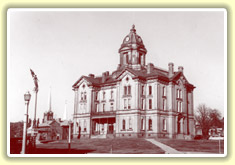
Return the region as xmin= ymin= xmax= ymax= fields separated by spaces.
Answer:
xmin=21 ymin=91 xmax=31 ymax=154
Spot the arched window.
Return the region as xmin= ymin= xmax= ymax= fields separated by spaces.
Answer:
xmin=149 ymin=119 xmax=152 ymax=130
xmin=122 ymin=119 xmax=126 ymax=130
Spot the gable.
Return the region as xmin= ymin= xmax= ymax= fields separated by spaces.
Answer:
xmin=116 ymin=68 xmax=137 ymax=80
xmin=72 ymin=76 xmax=92 ymax=88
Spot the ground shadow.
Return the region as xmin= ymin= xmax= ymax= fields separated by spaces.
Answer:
xmin=29 ymin=148 xmax=95 ymax=154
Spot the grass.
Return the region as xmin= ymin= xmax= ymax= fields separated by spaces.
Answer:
xmin=156 ymin=138 xmax=224 ymax=154
xmin=30 ymin=138 xmax=165 ymax=154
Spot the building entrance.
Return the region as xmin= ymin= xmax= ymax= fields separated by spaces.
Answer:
xmin=91 ymin=118 xmax=115 ymax=135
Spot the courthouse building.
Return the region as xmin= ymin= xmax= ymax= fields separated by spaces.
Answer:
xmin=72 ymin=25 xmax=195 ymax=139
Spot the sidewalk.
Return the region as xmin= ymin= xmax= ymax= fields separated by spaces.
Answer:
xmin=146 ymin=139 xmax=182 ymax=154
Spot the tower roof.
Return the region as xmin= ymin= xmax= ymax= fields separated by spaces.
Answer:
xmin=119 ymin=25 xmax=147 ymax=53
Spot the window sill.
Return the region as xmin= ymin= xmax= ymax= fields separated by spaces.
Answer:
xmin=122 ymin=95 xmax=132 ymax=98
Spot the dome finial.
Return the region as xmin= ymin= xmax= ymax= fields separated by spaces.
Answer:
xmin=132 ymin=24 xmax=135 ymax=29
xmin=130 ymin=24 xmax=136 ymax=33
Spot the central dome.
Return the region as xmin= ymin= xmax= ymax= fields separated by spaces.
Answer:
xmin=119 ymin=25 xmax=147 ymax=53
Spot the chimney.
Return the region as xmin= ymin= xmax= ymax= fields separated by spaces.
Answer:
xmin=147 ymin=63 xmax=154 ymax=74
xmin=102 ymin=72 xmax=107 ymax=83
xmin=168 ymin=62 xmax=174 ymax=77
xmin=88 ymin=74 xmax=95 ymax=78
xmin=178 ymin=66 xmax=184 ymax=73
xmin=106 ymin=71 xmax=109 ymax=77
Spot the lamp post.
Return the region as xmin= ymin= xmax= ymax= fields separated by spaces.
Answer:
xmin=21 ymin=91 xmax=31 ymax=154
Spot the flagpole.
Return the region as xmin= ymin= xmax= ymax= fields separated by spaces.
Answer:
xmin=33 ymin=90 xmax=38 ymax=128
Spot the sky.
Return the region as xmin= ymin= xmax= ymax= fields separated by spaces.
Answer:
xmin=8 ymin=9 xmax=226 ymax=122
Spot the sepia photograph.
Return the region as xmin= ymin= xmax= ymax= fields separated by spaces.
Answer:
xmin=7 ymin=8 xmax=227 ymax=157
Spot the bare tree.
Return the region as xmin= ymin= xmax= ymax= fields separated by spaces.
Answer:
xmin=195 ymin=104 xmax=211 ymax=138
xmin=195 ymin=104 xmax=223 ymax=138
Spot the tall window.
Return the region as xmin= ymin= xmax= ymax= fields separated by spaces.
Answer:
xmin=111 ymin=90 xmax=114 ymax=99
xmin=141 ymin=118 xmax=144 ymax=130
xmin=124 ymin=85 xmax=131 ymax=96
xmin=122 ymin=119 xmax=126 ymax=130
xmin=149 ymin=86 xmax=152 ymax=95
xmin=110 ymin=103 xmax=114 ymax=111
xmin=163 ymin=99 xmax=166 ymax=110
xmin=141 ymin=99 xmax=144 ymax=109
xmin=95 ymin=104 xmax=98 ymax=112
xmin=149 ymin=99 xmax=152 ymax=109
xmin=103 ymin=104 xmax=105 ymax=112
xmin=128 ymin=85 xmax=131 ymax=95
xmin=84 ymin=92 xmax=87 ymax=101
xmin=141 ymin=85 xmax=145 ymax=95
xmin=103 ymin=91 xmax=105 ymax=100
xmin=124 ymin=86 xmax=127 ymax=95
xmin=84 ymin=120 xmax=87 ymax=132
xmin=177 ymin=101 xmax=183 ymax=112
xmin=95 ymin=92 xmax=98 ymax=101
xmin=129 ymin=117 xmax=132 ymax=129
xmin=81 ymin=92 xmax=84 ymax=100
xmin=163 ymin=119 xmax=167 ymax=131
xmin=177 ymin=89 xmax=182 ymax=99
xmin=149 ymin=119 xmax=152 ymax=130
xmin=124 ymin=99 xmax=127 ymax=109
xmin=180 ymin=102 xmax=183 ymax=112
xmin=128 ymin=98 xmax=131 ymax=109
xmin=163 ymin=86 xmax=166 ymax=97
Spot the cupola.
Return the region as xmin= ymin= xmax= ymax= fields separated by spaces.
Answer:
xmin=118 ymin=25 xmax=147 ymax=70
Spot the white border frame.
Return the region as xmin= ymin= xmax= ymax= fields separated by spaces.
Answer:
xmin=7 ymin=8 xmax=227 ymax=158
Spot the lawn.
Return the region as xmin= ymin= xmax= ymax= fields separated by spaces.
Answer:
xmin=156 ymin=138 xmax=224 ymax=154
xmin=30 ymin=138 xmax=165 ymax=154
